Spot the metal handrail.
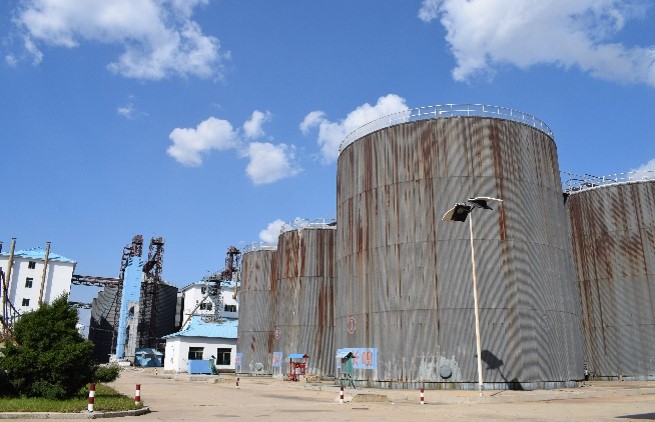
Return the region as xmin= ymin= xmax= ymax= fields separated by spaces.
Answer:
xmin=243 ymin=218 xmax=336 ymax=254
xmin=242 ymin=242 xmax=277 ymax=254
xmin=562 ymin=170 xmax=655 ymax=194
xmin=339 ymin=104 xmax=553 ymax=153
xmin=279 ymin=217 xmax=336 ymax=234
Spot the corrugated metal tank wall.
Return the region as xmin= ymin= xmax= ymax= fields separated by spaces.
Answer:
xmin=273 ymin=227 xmax=336 ymax=377
xmin=566 ymin=181 xmax=655 ymax=380
xmin=335 ymin=116 xmax=584 ymax=389
xmin=237 ymin=248 xmax=276 ymax=374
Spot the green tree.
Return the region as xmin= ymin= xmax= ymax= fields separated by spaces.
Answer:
xmin=0 ymin=294 xmax=97 ymax=399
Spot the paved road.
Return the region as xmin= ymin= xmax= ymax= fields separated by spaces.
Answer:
xmin=105 ymin=370 xmax=655 ymax=422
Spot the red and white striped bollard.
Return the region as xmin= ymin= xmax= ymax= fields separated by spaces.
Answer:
xmin=339 ymin=386 xmax=344 ymax=404
xmin=420 ymin=387 xmax=425 ymax=404
xmin=236 ymin=377 xmax=240 ymax=389
xmin=135 ymin=384 xmax=141 ymax=406
xmin=87 ymin=383 xmax=95 ymax=412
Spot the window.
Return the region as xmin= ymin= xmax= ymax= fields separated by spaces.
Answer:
xmin=199 ymin=302 xmax=213 ymax=311
xmin=21 ymin=298 xmax=30 ymax=307
xmin=216 ymin=348 xmax=231 ymax=366
xmin=25 ymin=277 xmax=33 ymax=288
xmin=28 ymin=261 xmax=36 ymax=269
xmin=201 ymin=287 xmax=207 ymax=294
xmin=224 ymin=304 xmax=237 ymax=313
xmin=188 ymin=347 xmax=204 ymax=360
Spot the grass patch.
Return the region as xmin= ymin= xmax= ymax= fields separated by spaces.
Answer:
xmin=0 ymin=384 xmax=142 ymax=413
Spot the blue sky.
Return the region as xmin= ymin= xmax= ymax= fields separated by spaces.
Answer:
xmin=2 ymin=0 xmax=654 ymax=303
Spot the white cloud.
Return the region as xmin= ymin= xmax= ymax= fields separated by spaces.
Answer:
xmin=419 ymin=0 xmax=655 ymax=86
xmin=259 ymin=219 xmax=285 ymax=243
xmin=243 ymin=110 xmax=272 ymax=139
xmin=418 ymin=0 xmax=440 ymax=22
xmin=13 ymin=0 xmax=223 ymax=80
xmin=299 ymin=111 xmax=325 ymax=135
xmin=244 ymin=142 xmax=301 ymax=185
xmin=117 ymin=103 xmax=136 ymax=119
xmin=24 ymin=37 xmax=43 ymax=65
xmin=167 ymin=113 xmax=302 ymax=184
xmin=630 ymin=158 xmax=655 ymax=177
xmin=301 ymin=94 xmax=409 ymax=163
xmin=167 ymin=117 xmax=238 ymax=166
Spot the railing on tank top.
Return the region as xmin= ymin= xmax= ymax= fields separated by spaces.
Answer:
xmin=339 ymin=104 xmax=554 ymax=153
xmin=562 ymin=170 xmax=655 ymax=194
xmin=242 ymin=218 xmax=336 ymax=254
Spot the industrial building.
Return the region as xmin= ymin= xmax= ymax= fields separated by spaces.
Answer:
xmin=0 ymin=240 xmax=76 ymax=342
xmin=178 ymin=277 xmax=239 ymax=327
xmin=88 ymin=277 xmax=179 ymax=363
xmin=565 ymin=176 xmax=655 ymax=381
xmin=87 ymin=235 xmax=178 ymax=363
xmin=0 ymin=233 xmax=243 ymax=370
xmin=163 ymin=246 xmax=242 ymax=373
xmin=164 ymin=317 xmax=238 ymax=373
xmin=5 ymin=104 xmax=653 ymax=388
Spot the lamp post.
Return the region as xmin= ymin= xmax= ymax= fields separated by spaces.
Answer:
xmin=442 ymin=196 xmax=502 ymax=396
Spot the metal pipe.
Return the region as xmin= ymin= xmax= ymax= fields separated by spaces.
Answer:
xmin=232 ymin=271 xmax=239 ymax=300
xmin=469 ymin=214 xmax=484 ymax=396
xmin=38 ymin=241 xmax=51 ymax=305
xmin=4 ymin=238 xmax=16 ymax=312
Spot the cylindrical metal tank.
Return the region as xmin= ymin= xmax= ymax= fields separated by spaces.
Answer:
xmin=237 ymin=244 xmax=277 ymax=374
xmin=273 ymin=224 xmax=336 ymax=379
xmin=566 ymin=179 xmax=655 ymax=380
xmin=335 ymin=105 xmax=584 ymax=389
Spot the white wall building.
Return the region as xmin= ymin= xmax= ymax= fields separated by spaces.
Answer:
xmin=179 ymin=280 xmax=239 ymax=326
xmin=0 ymin=246 xmax=76 ymax=315
xmin=163 ymin=317 xmax=238 ymax=373
xmin=164 ymin=279 xmax=239 ymax=373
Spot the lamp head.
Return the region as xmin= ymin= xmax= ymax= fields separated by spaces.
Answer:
xmin=442 ymin=203 xmax=473 ymax=222
xmin=468 ymin=196 xmax=503 ymax=210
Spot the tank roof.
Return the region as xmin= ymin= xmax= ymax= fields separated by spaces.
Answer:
xmin=339 ymin=103 xmax=553 ymax=154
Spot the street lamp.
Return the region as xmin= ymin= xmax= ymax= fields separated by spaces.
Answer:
xmin=442 ymin=196 xmax=503 ymax=395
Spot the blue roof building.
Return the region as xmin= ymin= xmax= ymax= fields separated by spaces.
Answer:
xmin=0 ymin=243 xmax=76 ymax=315
xmin=163 ymin=316 xmax=239 ymax=373
xmin=164 ymin=316 xmax=238 ymax=340
xmin=0 ymin=247 xmax=76 ymax=264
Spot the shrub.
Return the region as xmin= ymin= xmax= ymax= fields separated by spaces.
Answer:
xmin=0 ymin=368 xmax=17 ymax=397
xmin=94 ymin=365 xmax=121 ymax=383
xmin=0 ymin=294 xmax=97 ymax=399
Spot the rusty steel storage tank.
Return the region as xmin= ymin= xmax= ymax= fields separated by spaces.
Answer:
xmin=565 ymin=175 xmax=655 ymax=380
xmin=237 ymin=243 xmax=277 ymax=375
xmin=335 ymin=104 xmax=584 ymax=389
xmin=272 ymin=220 xmax=336 ymax=379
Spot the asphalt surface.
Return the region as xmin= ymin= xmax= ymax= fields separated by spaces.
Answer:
xmin=3 ymin=369 xmax=654 ymax=421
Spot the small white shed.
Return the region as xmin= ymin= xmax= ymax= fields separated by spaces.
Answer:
xmin=163 ymin=316 xmax=238 ymax=373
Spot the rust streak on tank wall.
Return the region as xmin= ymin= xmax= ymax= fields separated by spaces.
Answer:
xmin=273 ymin=227 xmax=336 ymax=377
xmin=237 ymin=248 xmax=276 ymax=374
xmin=336 ymin=116 xmax=583 ymax=388
xmin=566 ymin=180 xmax=655 ymax=379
